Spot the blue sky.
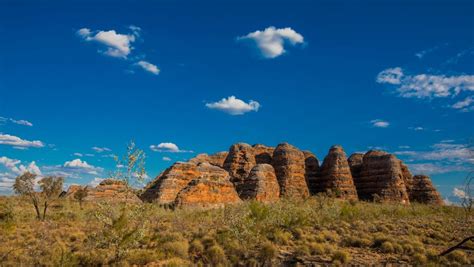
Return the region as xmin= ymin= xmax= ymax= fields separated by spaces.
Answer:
xmin=0 ymin=0 xmax=473 ymax=202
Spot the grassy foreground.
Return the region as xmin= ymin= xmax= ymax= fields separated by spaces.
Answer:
xmin=0 ymin=196 xmax=473 ymax=266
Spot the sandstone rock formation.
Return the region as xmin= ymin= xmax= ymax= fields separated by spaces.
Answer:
xmin=317 ymin=146 xmax=358 ymax=199
xmin=272 ymin=143 xmax=309 ymax=198
xmin=189 ymin=152 xmax=228 ymax=168
xmin=223 ymin=143 xmax=256 ymax=187
xmin=85 ymin=179 xmax=141 ymax=203
xmin=357 ymin=151 xmax=410 ymax=203
xmin=174 ymin=166 xmax=241 ymax=208
xmin=409 ymin=175 xmax=443 ymax=205
xmin=140 ymin=162 xmax=200 ymax=204
xmin=400 ymin=162 xmax=414 ymax=196
xmin=60 ymin=184 xmax=82 ymax=199
xmin=348 ymin=153 xmax=364 ymax=180
xmin=303 ymin=151 xmax=320 ymax=195
xmin=253 ymin=144 xmax=274 ymax=164
xmin=239 ymin=164 xmax=280 ymax=202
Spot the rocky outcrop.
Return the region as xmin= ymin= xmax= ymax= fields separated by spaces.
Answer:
xmin=253 ymin=144 xmax=274 ymax=164
xmin=409 ymin=175 xmax=443 ymax=205
xmin=303 ymin=151 xmax=320 ymax=195
xmin=239 ymin=164 xmax=280 ymax=202
xmin=348 ymin=153 xmax=364 ymax=180
xmin=189 ymin=152 xmax=228 ymax=168
xmin=223 ymin=143 xmax=256 ymax=187
xmin=140 ymin=162 xmax=200 ymax=204
xmin=85 ymin=179 xmax=141 ymax=203
xmin=174 ymin=166 xmax=241 ymax=208
xmin=272 ymin=143 xmax=309 ymax=198
xmin=60 ymin=184 xmax=82 ymax=199
xmin=400 ymin=162 xmax=414 ymax=196
xmin=317 ymin=146 xmax=358 ymax=199
xmin=357 ymin=151 xmax=410 ymax=203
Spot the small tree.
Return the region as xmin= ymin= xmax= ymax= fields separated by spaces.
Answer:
xmin=112 ymin=140 xmax=147 ymax=187
xmin=74 ymin=186 xmax=89 ymax=209
xmin=13 ymin=172 xmax=64 ymax=220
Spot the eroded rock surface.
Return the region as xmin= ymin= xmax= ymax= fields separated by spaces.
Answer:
xmin=239 ymin=164 xmax=280 ymax=202
xmin=253 ymin=144 xmax=274 ymax=164
xmin=317 ymin=146 xmax=358 ymax=199
xmin=85 ymin=179 xmax=141 ymax=203
xmin=303 ymin=151 xmax=320 ymax=195
xmin=189 ymin=152 xmax=228 ymax=168
xmin=223 ymin=143 xmax=256 ymax=187
xmin=357 ymin=151 xmax=410 ymax=203
xmin=272 ymin=143 xmax=309 ymax=198
xmin=409 ymin=175 xmax=443 ymax=205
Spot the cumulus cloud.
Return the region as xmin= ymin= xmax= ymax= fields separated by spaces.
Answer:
xmin=0 ymin=133 xmax=44 ymax=148
xmin=453 ymin=187 xmax=466 ymax=199
xmin=370 ymin=119 xmax=390 ymax=128
xmin=376 ymin=67 xmax=474 ymax=99
xmin=206 ymin=96 xmax=260 ymax=115
xmin=64 ymin=159 xmax=95 ymax=169
xmin=92 ymin=146 xmax=111 ymax=153
xmin=135 ymin=60 xmax=160 ymax=75
xmin=77 ymin=27 xmax=138 ymax=58
xmin=150 ymin=142 xmax=192 ymax=153
xmin=89 ymin=177 xmax=105 ymax=187
xmin=238 ymin=26 xmax=304 ymax=58
xmin=0 ymin=156 xmax=42 ymax=175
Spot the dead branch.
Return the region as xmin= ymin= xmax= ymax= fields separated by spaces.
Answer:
xmin=439 ymin=236 xmax=474 ymax=256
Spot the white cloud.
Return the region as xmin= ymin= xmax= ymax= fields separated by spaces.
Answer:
xmin=9 ymin=118 xmax=33 ymax=126
xmin=77 ymin=28 xmax=137 ymax=58
xmin=370 ymin=119 xmax=390 ymax=128
xmin=206 ymin=96 xmax=260 ymax=115
xmin=453 ymin=187 xmax=466 ymax=199
xmin=395 ymin=143 xmax=473 ymax=163
xmin=407 ymin=163 xmax=469 ymax=175
xmin=73 ymin=153 xmax=83 ymax=157
xmin=408 ymin=126 xmax=424 ymax=131
xmin=377 ymin=67 xmax=474 ymax=99
xmin=376 ymin=67 xmax=403 ymax=85
xmin=238 ymin=26 xmax=304 ymax=58
xmin=150 ymin=142 xmax=192 ymax=153
xmin=451 ymin=96 xmax=474 ymax=111
xmin=92 ymin=146 xmax=111 ymax=153
xmin=136 ymin=60 xmax=160 ymax=75
xmin=0 ymin=156 xmax=42 ymax=175
xmin=162 ymin=156 xmax=171 ymax=161
xmin=64 ymin=159 xmax=95 ymax=169
xmin=89 ymin=177 xmax=104 ymax=187
xmin=0 ymin=133 xmax=44 ymax=148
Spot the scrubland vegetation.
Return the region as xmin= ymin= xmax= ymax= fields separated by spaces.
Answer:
xmin=0 ymin=196 xmax=472 ymax=266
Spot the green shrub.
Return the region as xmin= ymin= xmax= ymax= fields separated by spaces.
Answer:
xmin=259 ymin=241 xmax=278 ymax=262
xmin=162 ymin=240 xmax=189 ymax=259
xmin=447 ymin=250 xmax=470 ymax=264
xmin=380 ymin=241 xmax=394 ymax=253
xmin=411 ymin=253 xmax=427 ymax=265
xmin=332 ymin=250 xmax=351 ymax=263
xmin=205 ymin=244 xmax=227 ymax=265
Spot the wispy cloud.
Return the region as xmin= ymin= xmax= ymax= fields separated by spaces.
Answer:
xmin=451 ymin=96 xmax=474 ymax=112
xmin=92 ymin=146 xmax=111 ymax=153
xmin=135 ymin=60 xmax=160 ymax=75
xmin=206 ymin=96 xmax=260 ymax=115
xmin=162 ymin=156 xmax=172 ymax=161
xmin=407 ymin=163 xmax=469 ymax=174
xmin=238 ymin=26 xmax=304 ymax=58
xmin=395 ymin=143 xmax=473 ymax=163
xmin=377 ymin=67 xmax=474 ymax=99
xmin=149 ymin=142 xmax=193 ymax=153
xmin=370 ymin=119 xmax=390 ymax=128
xmin=0 ymin=133 xmax=44 ymax=148
xmin=0 ymin=116 xmax=33 ymax=127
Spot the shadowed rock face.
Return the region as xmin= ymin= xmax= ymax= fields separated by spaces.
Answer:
xmin=140 ymin=162 xmax=200 ymax=204
xmin=400 ymin=162 xmax=414 ymax=196
xmin=409 ymin=175 xmax=443 ymax=205
xmin=358 ymin=150 xmax=410 ymax=203
xmin=303 ymin=151 xmax=320 ymax=195
xmin=239 ymin=164 xmax=280 ymax=202
xmin=348 ymin=153 xmax=364 ymax=179
xmin=85 ymin=179 xmax=142 ymax=203
xmin=317 ymin=145 xmax=358 ymax=199
xmin=253 ymin=144 xmax=275 ymax=164
xmin=189 ymin=152 xmax=228 ymax=168
xmin=223 ymin=143 xmax=256 ymax=187
xmin=61 ymin=184 xmax=82 ymax=199
xmin=272 ymin=143 xmax=309 ymax=198
xmin=174 ymin=166 xmax=241 ymax=208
